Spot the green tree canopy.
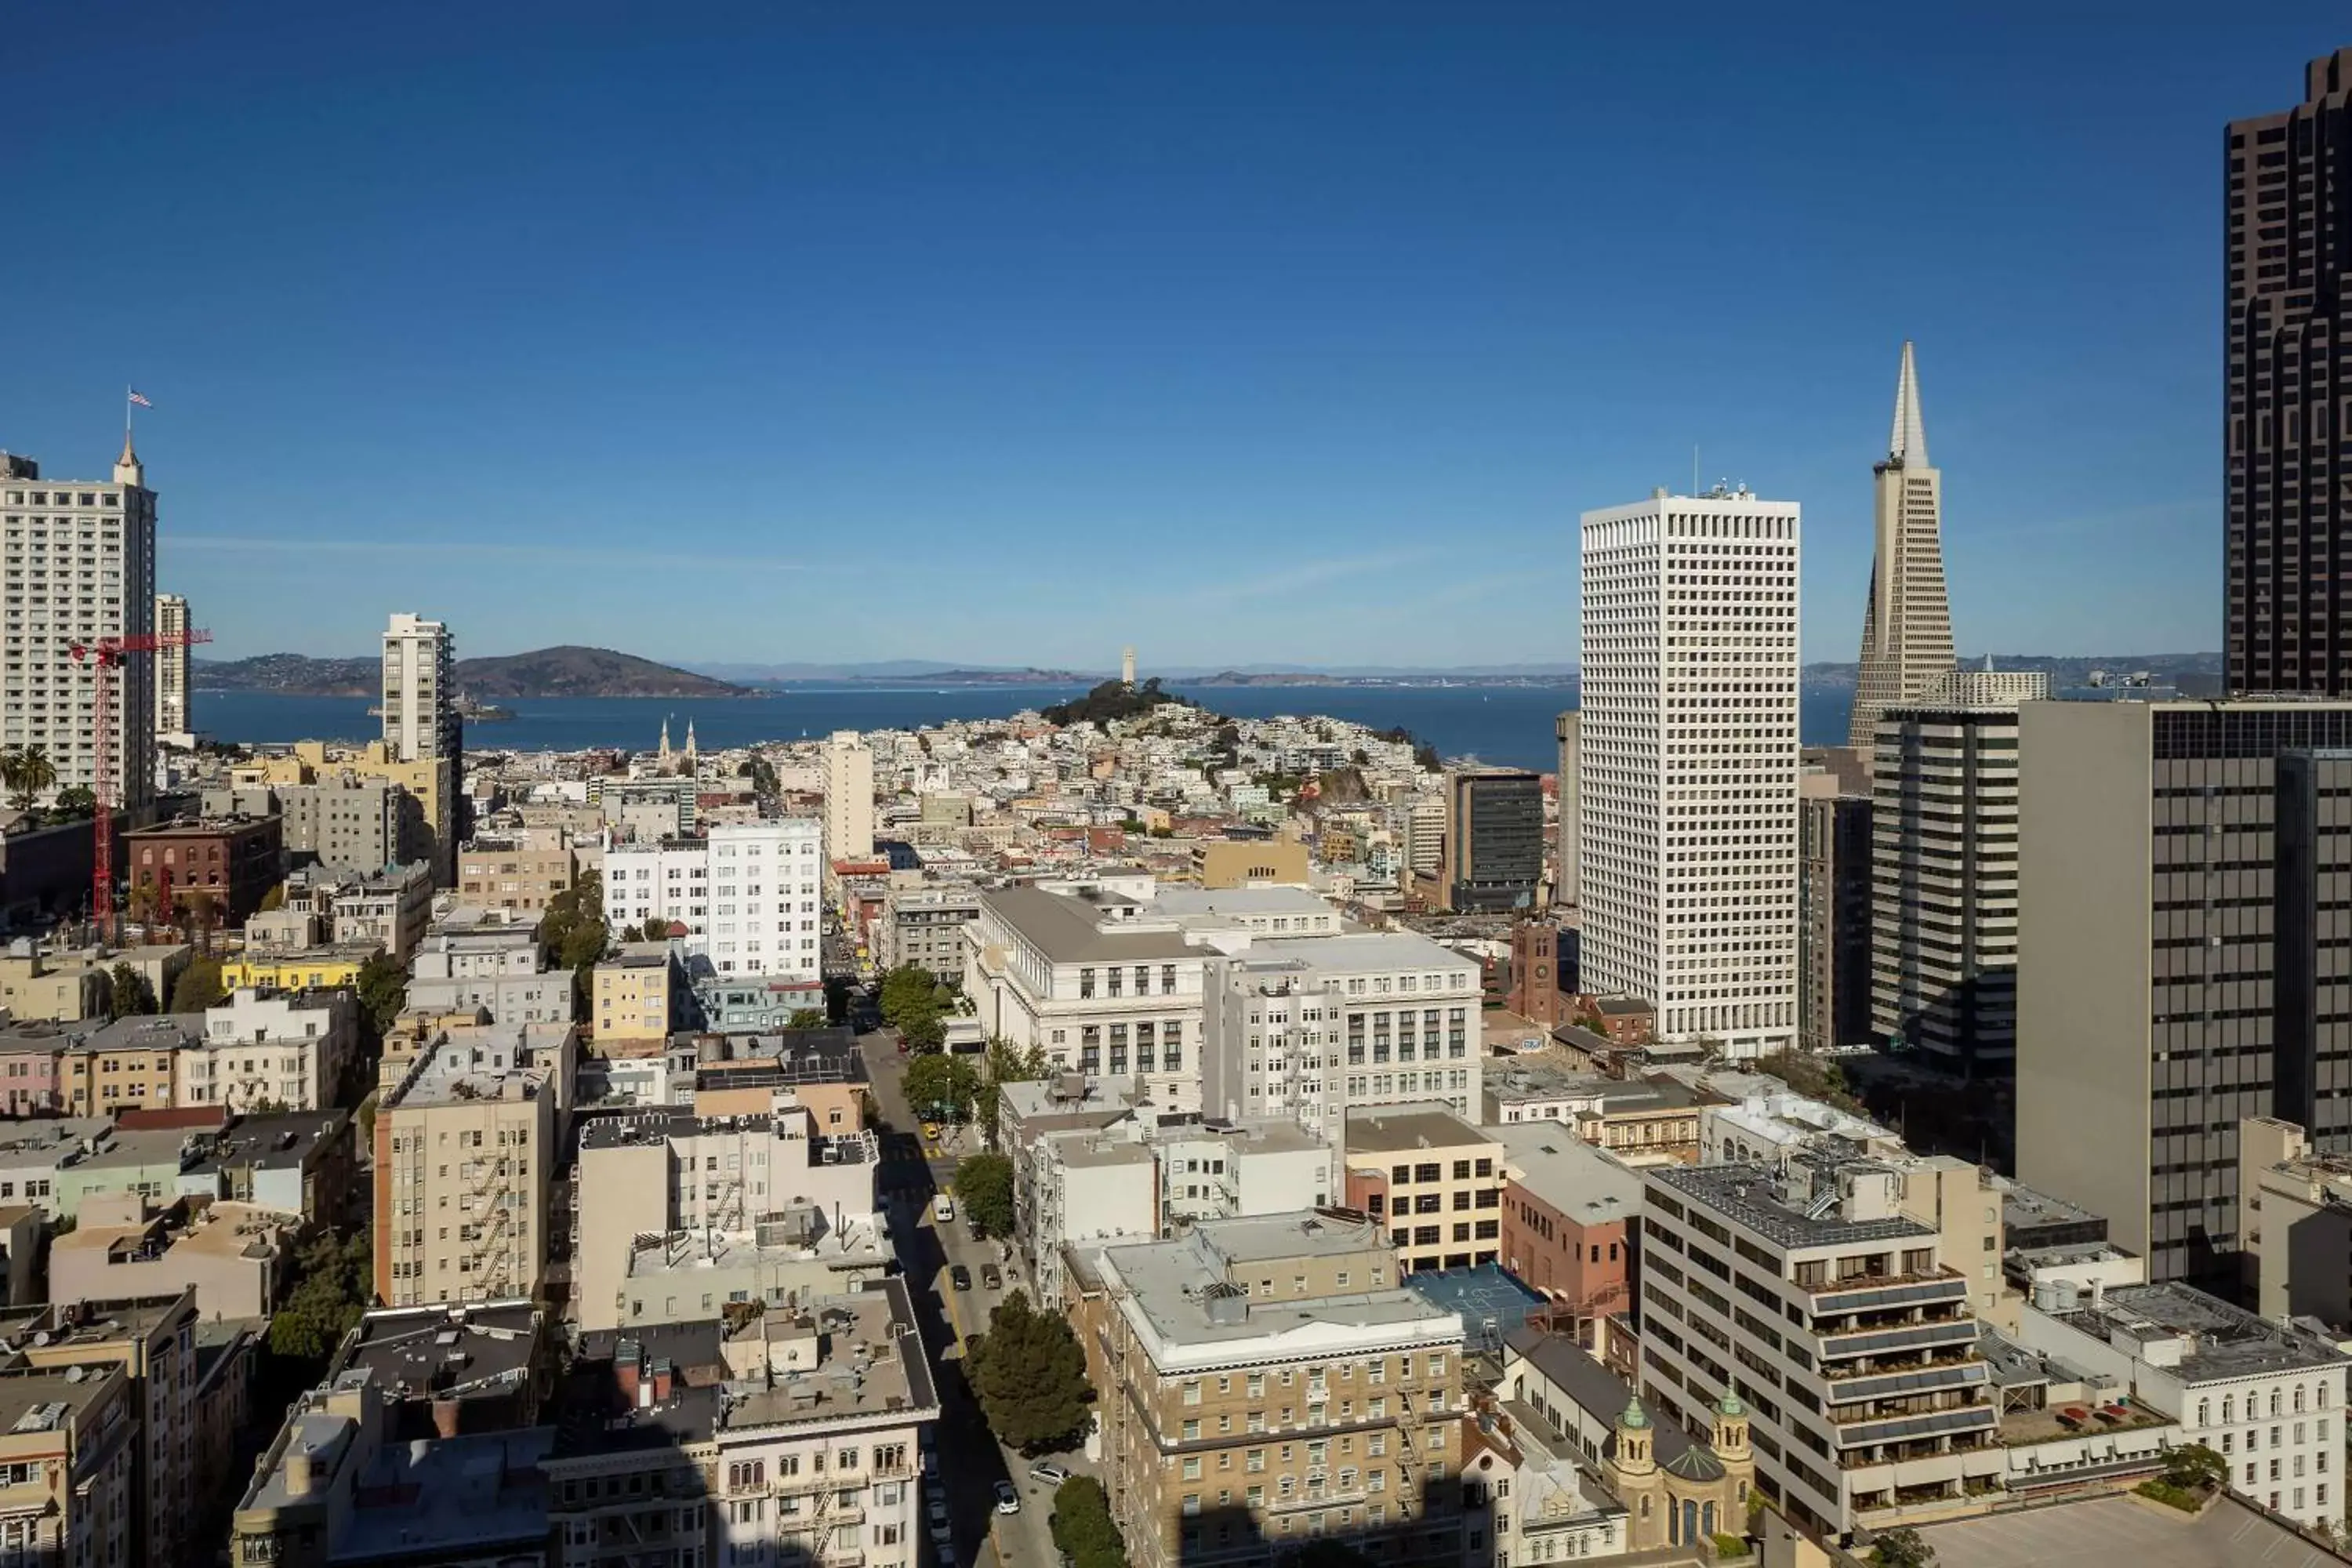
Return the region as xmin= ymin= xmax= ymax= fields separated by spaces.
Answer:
xmin=107 ymin=962 xmax=157 ymax=1020
xmin=1050 ymin=1475 xmax=1124 ymax=1568
xmin=968 ymin=1290 xmax=1092 ymax=1454
xmin=50 ymin=785 xmax=97 ymax=821
xmin=0 ymin=746 xmax=56 ymax=816
xmin=977 ymin=1035 xmax=1052 ymax=1140
xmin=786 ymin=1008 xmax=827 ymax=1029
xmin=355 ymin=954 xmax=408 ymax=1036
xmin=878 ymin=965 xmax=937 ymax=1027
xmin=956 ymin=1152 xmax=1014 ymax=1240
xmin=167 ymin=956 xmax=226 ymax=1013
xmin=2158 ymin=1443 xmax=2227 ymax=1493
xmin=1870 ymin=1526 xmax=1937 ymax=1568
xmin=268 ymin=1231 xmax=373 ymax=1364
xmin=906 ymin=1053 xmax=980 ymax=1121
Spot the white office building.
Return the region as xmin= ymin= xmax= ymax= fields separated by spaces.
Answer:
xmin=604 ymin=819 xmax=825 ymax=982
xmin=1199 ymin=931 xmax=1483 ymax=1138
xmin=1577 ymin=487 xmax=1801 ymax=1057
xmin=0 ymin=441 xmax=158 ymax=807
xmin=380 ymin=612 xmax=456 ymax=764
xmin=825 ymin=731 xmax=875 ymax=862
xmin=154 ymin=591 xmax=191 ymax=746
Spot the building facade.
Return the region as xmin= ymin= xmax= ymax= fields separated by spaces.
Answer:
xmin=1442 ymin=769 xmax=1544 ymax=913
xmin=1798 ymin=771 xmax=1874 ymax=1053
xmin=604 ymin=819 xmax=825 ymax=982
xmin=881 ymin=883 xmax=982 ymax=981
xmin=825 ymin=731 xmax=875 ymax=862
xmin=1341 ymin=1105 xmax=1504 ymax=1274
xmin=2224 ymin=49 xmax=2352 ymax=695
xmin=379 ymin=612 xmax=457 ymax=764
xmin=1643 ymin=1151 xmax=1997 ymax=1538
xmin=456 ymin=831 xmax=576 ymax=914
xmin=0 ymin=442 xmax=158 ymax=808
xmin=1070 ymin=1214 xmax=1468 ymax=1568
xmin=122 ymin=815 xmax=285 ymax=927
xmin=276 ymin=773 xmax=426 ymax=874
xmin=153 ymin=591 xmax=190 ymax=745
xmin=1868 ymin=670 xmax=2048 ymax=1074
xmin=1847 ymin=342 xmax=1956 ymax=745
xmin=1578 ymin=488 xmax=1801 ymax=1056
xmin=2016 ymin=699 xmax=2352 ymax=1288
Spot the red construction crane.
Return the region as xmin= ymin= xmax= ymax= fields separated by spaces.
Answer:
xmin=70 ymin=626 xmax=212 ymax=935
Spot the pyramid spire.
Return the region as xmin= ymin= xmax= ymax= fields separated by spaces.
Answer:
xmin=684 ymin=717 xmax=697 ymax=763
xmin=1889 ymin=339 xmax=1929 ymax=466
xmin=658 ymin=715 xmax=673 ymax=766
xmin=113 ymin=429 xmax=143 ymax=488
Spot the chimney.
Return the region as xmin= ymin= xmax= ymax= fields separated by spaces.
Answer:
xmin=615 ymin=1340 xmax=641 ymax=1404
xmin=652 ymin=1359 xmax=674 ymax=1404
xmin=430 ymin=1398 xmax=461 ymax=1439
xmin=284 ymin=1446 xmax=314 ymax=1497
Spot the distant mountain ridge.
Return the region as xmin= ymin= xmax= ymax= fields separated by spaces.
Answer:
xmin=195 ymin=645 xmax=750 ymax=699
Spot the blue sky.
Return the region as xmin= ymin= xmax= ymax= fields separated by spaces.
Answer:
xmin=1 ymin=5 xmax=2337 ymax=666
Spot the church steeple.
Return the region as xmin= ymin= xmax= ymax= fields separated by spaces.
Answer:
xmin=1711 ymin=1380 xmax=1751 ymax=1461
xmin=657 ymin=715 xmax=673 ymax=769
xmin=1610 ymin=1396 xmax=1657 ymax=1477
xmin=684 ymin=717 xmax=697 ymax=767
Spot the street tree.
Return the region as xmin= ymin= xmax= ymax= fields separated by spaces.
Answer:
xmin=355 ymin=954 xmax=408 ymax=1036
xmin=956 ymin=1152 xmax=1014 ymax=1239
xmin=1049 ymin=1475 xmax=1123 ymax=1568
xmin=977 ymin=1034 xmax=1051 ymax=1142
xmin=268 ymin=1231 xmax=372 ymax=1364
xmin=786 ymin=1008 xmax=827 ymax=1029
xmin=905 ymin=1052 xmax=978 ymax=1121
xmin=0 ymin=746 xmax=56 ymax=816
xmin=968 ymin=1289 xmax=1092 ymax=1452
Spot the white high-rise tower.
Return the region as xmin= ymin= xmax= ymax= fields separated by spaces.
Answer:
xmin=154 ymin=593 xmax=192 ymax=745
xmin=381 ymin=612 xmax=458 ymax=763
xmin=1847 ymin=341 xmax=1955 ymax=746
xmin=0 ymin=439 xmax=158 ymax=808
xmin=1577 ymin=485 xmax=1801 ymax=1058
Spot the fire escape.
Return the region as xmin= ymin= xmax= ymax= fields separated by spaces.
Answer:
xmin=460 ymin=1151 xmax=517 ymax=1292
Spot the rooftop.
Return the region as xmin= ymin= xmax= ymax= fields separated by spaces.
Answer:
xmin=80 ymin=1012 xmax=205 ymax=1054
xmin=1504 ymin=1326 xmax=1704 ymax=1475
xmin=1649 ymin=1149 xmax=1936 ymax=1252
xmin=252 ymin=1409 xmax=553 ymax=1559
xmin=1998 ymin=1179 xmax=2108 ymax=1236
xmin=556 ymin=1321 xmax=724 ymax=1454
xmin=717 ymin=1278 xmax=938 ymax=1432
xmin=1488 ymin=1123 xmax=1642 ymax=1223
xmin=1344 ymin=1102 xmax=1492 ymax=1156
xmin=985 ymin=885 xmax=1202 ymax=963
xmin=209 ymin=1109 xmax=350 ymax=1172
xmin=1243 ymin=928 xmax=1468 ymax=976
xmin=0 ymin=1366 xmax=119 ymax=1443
xmin=2053 ymin=1282 xmax=2352 ymax=1381
xmin=54 ymin=1200 xmax=292 ymax=1267
xmin=0 ymin=1119 xmax=110 ymax=1165
xmin=1146 ymin=887 xmax=1336 ymax=920
xmin=332 ymin=1300 xmax=543 ymax=1406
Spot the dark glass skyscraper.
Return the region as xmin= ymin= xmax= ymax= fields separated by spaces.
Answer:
xmin=2225 ymin=48 xmax=2352 ymax=694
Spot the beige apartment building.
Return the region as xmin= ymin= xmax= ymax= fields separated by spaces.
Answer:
xmin=372 ymin=1024 xmax=569 ymax=1305
xmin=458 ymin=831 xmax=578 ymax=915
xmin=61 ymin=1014 xmax=199 ymax=1116
xmin=0 ymin=1364 xmax=136 ymax=1568
xmin=1341 ymin=1104 xmax=1504 ymax=1273
xmin=1069 ymin=1212 xmax=1468 ymax=1568
xmin=49 ymin=1195 xmax=294 ymax=1319
xmin=593 ymin=943 xmax=679 ymax=1051
xmin=234 ymin=739 xmax=459 ymax=884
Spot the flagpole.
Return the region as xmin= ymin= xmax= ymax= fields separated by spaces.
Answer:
xmin=124 ymin=384 xmax=132 ymax=445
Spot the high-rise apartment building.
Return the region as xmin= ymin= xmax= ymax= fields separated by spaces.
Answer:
xmin=1847 ymin=343 xmax=1955 ymax=745
xmin=603 ymin=818 xmax=826 ymax=983
xmin=153 ymin=592 xmax=190 ymax=743
xmin=1869 ymin=668 xmax=2048 ymax=1074
xmin=0 ymin=441 xmax=159 ymax=807
xmin=379 ymin=612 xmax=457 ymax=763
xmin=379 ymin=615 xmax=459 ymax=884
xmin=1798 ymin=768 xmax=1874 ymax=1053
xmin=2224 ymin=49 xmax=2352 ymax=694
xmin=1440 ymin=768 xmax=1544 ymax=911
xmin=1554 ymin=711 xmax=1580 ymax=908
xmin=2017 ymin=699 xmax=2352 ymax=1289
xmin=1578 ymin=488 xmax=1801 ymax=1057
xmin=824 ymin=730 xmax=874 ymax=862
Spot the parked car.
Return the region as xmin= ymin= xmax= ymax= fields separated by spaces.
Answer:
xmin=1029 ymin=1461 xmax=1072 ymax=1486
xmin=927 ymin=1493 xmax=950 ymax=1527
xmin=950 ymin=1264 xmax=973 ymax=1291
xmin=981 ymin=1262 xmax=1003 ymax=1290
xmin=994 ymin=1481 xmax=1021 ymax=1515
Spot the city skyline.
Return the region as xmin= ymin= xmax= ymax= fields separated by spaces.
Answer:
xmin=5 ymin=10 xmax=2340 ymax=666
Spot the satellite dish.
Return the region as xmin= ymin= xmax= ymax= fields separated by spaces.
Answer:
xmin=63 ymin=1366 xmax=85 ymax=1383
xmin=31 ymin=1332 xmax=49 ymax=1347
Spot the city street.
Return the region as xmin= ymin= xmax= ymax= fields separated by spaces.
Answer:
xmin=860 ymin=1025 xmax=1092 ymax=1568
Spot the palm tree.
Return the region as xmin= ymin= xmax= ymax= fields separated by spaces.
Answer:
xmin=0 ymin=746 xmax=55 ymax=816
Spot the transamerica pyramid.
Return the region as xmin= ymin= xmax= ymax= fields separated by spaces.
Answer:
xmin=1847 ymin=341 xmax=1956 ymax=746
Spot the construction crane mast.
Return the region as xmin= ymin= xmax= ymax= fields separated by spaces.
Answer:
xmin=70 ymin=626 xmax=212 ymax=937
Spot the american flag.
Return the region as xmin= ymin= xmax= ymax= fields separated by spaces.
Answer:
xmin=127 ymin=390 xmax=151 ymax=408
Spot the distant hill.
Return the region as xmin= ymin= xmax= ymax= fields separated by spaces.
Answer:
xmin=196 ymin=645 xmax=751 ymax=699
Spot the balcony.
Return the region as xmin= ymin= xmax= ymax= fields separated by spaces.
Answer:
xmin=1820 ymin=1360 xmax=1987 ymax=1402
xmin=1837 ymin=1431 xmax=2002 ymax=1472
xmin=1803 ymin=1268 xmax=1968 ymax=1313
xmin=1817 ymin=1317 xmax=1979 ymax=1362
xmin=1831 ymin=1403 xmax=1999 ymax=1450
